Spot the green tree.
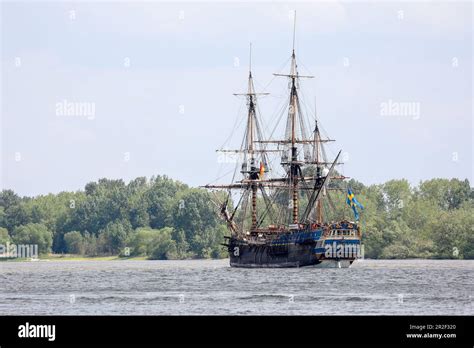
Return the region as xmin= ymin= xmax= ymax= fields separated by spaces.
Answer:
xmin=83 ymin=232 xmax=99 ymax=256
xmin=418 ymin=178 xmax=471 ymax=210
xmin=0 ymin=175 xmax=471 ymax=260
xmin=0 ymin=189 xmax=21 ymax=209
xmin=171 ymin=189 xmax=220 ymax=251
xmin=145 ymin=176 xmax=186 ymax=229
xmin=0 ymin=227 xmax=10 ymax=244
xmin=126 ymin=227 xmax=161 ymax=256
xmin=99 ymin=220 xmax=132 ymax=254
xmin=382 ymin=179 xmax=411 ymax=217
xmin=149 ymin=227 xmax=178 ymax=260
xmin=171 ymin=229 xmax=190 ymax=258
xmin=12 ymin=223 xmax=53 ymax=254
xmin=430 ymin=208 xmax=474 ymax=258
xmin=69 ymin=179 xmax=129 ymax=235
xmin=126 ymin=177 xmax=150 ymax=229
xmin=64 ymin=231 xmax=85 ymax=254
xmin=191 ymin=224 xmax=227 ymax=258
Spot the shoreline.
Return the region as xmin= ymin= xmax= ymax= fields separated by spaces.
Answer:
xmin=0 ymin=255 xmax=147 ymax=262
xmin=0 ymin=255 xmax=470 ymax=262
xmin=0 ymin=254 xmax=228 ymax=262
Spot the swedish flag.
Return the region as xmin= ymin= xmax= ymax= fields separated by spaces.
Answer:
xmin=346 ymin=189 xmax=364 ymax=221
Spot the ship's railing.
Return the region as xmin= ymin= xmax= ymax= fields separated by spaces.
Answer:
xmin=270 ymin=230 xmax=323 ymax=244
xmin=248 ymin=222 xmax=361 ymax=240
xmin=322 ymin=221 xmax=360 ymax=237
xmin=325 ymin=229 xmax=358 ymax=238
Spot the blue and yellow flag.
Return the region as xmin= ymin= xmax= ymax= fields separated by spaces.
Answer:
xmin=346 ymin=189 xmax=364 ymax=220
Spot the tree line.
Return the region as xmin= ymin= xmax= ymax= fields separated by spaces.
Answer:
xmin=0 ymin=176 xmax=472 ymax=259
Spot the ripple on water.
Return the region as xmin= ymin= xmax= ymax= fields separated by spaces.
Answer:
xmin=1 ymin=259 xmax=473 ymax=315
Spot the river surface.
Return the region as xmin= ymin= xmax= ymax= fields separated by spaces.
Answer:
xmin=0 ymin=259 xmax=472 ymax=315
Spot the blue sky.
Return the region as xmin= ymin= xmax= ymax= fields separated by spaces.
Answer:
xmin=1 ymin=1 xmax=472 ymax=196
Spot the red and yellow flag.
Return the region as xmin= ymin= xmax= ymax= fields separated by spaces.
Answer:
xmin=259 ymin=162 xmax=265 ymax=179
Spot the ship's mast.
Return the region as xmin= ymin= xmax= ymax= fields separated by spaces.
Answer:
xmin=216 ymin=43 xmax=269 ymax=233
xmin=273 ymin=13 xmax=313 ymax=225
xmin=245 ymin=44 xmax=258 ymax=228
xmin=289 ymin=49 xmax=299 ymax=224
xmin=311 ymin=95 xmax=321 ymax=223
xmin=314 ymin=120 xmax=322 ymax=223
xmin=205 ymin=15 xmax=348 ymax=231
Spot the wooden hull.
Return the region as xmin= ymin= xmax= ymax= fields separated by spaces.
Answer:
xmin=228 ymin=236 xmax=357 ymax=268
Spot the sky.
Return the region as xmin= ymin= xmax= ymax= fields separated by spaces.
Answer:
xmin=1 ymin=1 xmax=472 ymax=196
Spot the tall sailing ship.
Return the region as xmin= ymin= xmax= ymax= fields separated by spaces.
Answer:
xmin=204 ymin=21 xmax=363 ymax=268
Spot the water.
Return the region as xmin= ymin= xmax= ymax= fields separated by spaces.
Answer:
xmin=0 ymin=259 xmax=472 ymax=315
